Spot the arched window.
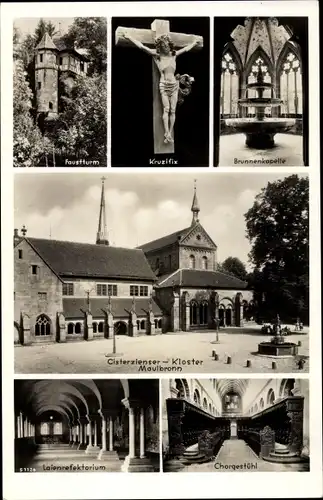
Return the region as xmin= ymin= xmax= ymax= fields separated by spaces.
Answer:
xmin=202 ymin=256 xmax=208 ymax=270
xmin=67 ymin=323 xmax=74 ymax=335
xmin=260 ymin=398 xmax=264 ymax=409
xmin=140 ymin=320 xmax=146 ymax=330
xmin=267 ymin=389 xmax=275 ymax=406
xmin=193 ymin=389 xmax=201 ymax=406
xmin=209 ymin=403 xmax=212 ymax=413
xmin=221 ymin=51 xmax=239 ymax=117
xmin=35 ymin=314 xmax=51 ymax=336
xmin=92 ymin=322 xmax=97 ymax=334
xmin=279 ymin=51 xmax=302 ymax=116
xmin=203 ymin=398 xmax=208 ymax=410
xmin=137 ymin=320 xmax=140 ymax=330
xmin=75 ymin=322 xmax=81 ymax=334
xmin=98 ymin=322 xmax=104 ymax=333
xmin=254 ymin=403 xmax=258 ymax=414
xmin=53 ymin=422 xmax=62 ymax=435
xmin=40 ymin=422 xmax=49 ymax=435
xmin=154 ymin=319 xmax=158 ymax=329
xmin=199 ymin=301 xmax=208 ymax=325
xmin=158 ymin=319 xmax=162 ymax=329
xmin=190 ymin=301 xmax=198 ymax=325
xmin=189 ymin=255 xmax=195 ymax=269
xmin=247 ymin=57 xmax=272 ymax=116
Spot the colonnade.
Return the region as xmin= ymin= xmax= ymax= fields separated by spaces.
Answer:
xmin=16 ymin=412 xmax=36 ymax=439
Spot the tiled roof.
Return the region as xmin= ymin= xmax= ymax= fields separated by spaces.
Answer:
xmin=138 ymin=227 xmax=191 ymax=253
xmin=157 ymin=269 xmax=248 ymax=289
xmin=63 ymin=297 xmax=162 ymax=319
xmin=53 ymin=38 xmax=90 ymax=60
xmin=26 ymin=238 xmax=156 ymax=281
xmin=35 ymin=33 xmax=58 ymax=50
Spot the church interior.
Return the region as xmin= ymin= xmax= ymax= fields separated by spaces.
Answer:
xmin=162 ymin=378 xmax=309 ymax=472
xmin=215 ymin=17 xmax=307 ymax=166
xmin=14 ymin=379 xmax=160 ymax=472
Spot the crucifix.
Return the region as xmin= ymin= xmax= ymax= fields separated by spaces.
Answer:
xmin=115 ymin=19 xmax=203 ymax=154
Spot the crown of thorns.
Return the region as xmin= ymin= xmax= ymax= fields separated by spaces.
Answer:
xmin=155 ymin=35 xmax=175 ymax=53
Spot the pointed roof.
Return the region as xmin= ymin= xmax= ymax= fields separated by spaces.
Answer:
xmin=35 ymin=33 xmax=58 ymax=51
xmin=156 ymin=269 xmax=248 ymax=290
xmin=138 ymin=227 xmax=191 ymax=253
xmin=191 ymin=180 xmax=200 ymax=224
xmin=96 ymin=178 xmax=109 ymax=246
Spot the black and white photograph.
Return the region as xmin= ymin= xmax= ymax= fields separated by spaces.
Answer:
xmin=214 ymin=17 xmax=308 ymax=167
xmin=14 ymin=378 xmax=160 ymax=472
xmin=162 ymin=378 xmax=309 ymax=472
xmin=111 ymin=17 xmax=210 ymax=167
xmin=14 ymin=172 xmax=309 ymax=374
xmin=13 ymin=17 xmax=107 ymax=167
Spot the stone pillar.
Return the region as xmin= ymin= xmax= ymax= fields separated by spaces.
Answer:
xmin=78 ymin=419 xmax=87 ymax=450
xmin=20 ymin=412 xmax=24 ymax=438
xmin=84 ymin=311 xmax=93 ymax=341
xmin=21 ymin=313 xmax=32 ymax=345
xmin=146 ymin=311 xmax=155 ymax=335
xmin=109 ymin=416 xmax=114 ymax=451
xmin=98 ymin=411 xmax=119 ymax=463
xmin=128 ymin=311 xmax=138 ymax=337
xmin=121 ymin=399 xmax=154 ymax=472
xmin=170 ymin=291 xmax=180 ymax=332
xmin=140 ymin=407 xmax=145 ymax=458
xmin=182 ymin=292 xmax=190 ymax=331
xmin=94 ymin=421 xmax=98 ymax=447
xmin=85 ymin=416 xmax=100 ymax=455
xmin=17 ymin=416 xmax=21 ymax=438
xmin=57 ymin=312 xmax=66 ymax=343
xmin=285 ymin=396 xmax=304 ymax=456
xmin=104 ymin=311 xmax=114 ymax=339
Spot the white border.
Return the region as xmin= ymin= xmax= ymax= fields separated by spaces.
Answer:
xmin=1 ymin=2 xmax=321 ymax=499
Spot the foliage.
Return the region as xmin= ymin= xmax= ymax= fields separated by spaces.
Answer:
xmin=61 ymin=17 xmax=107 ymax=75
xmin=52 ymin=73 xmax=107 ymax=162
xmin=13 ymin=60 xmax=47 ymax=167
xmin=220 ymin=257 xmax=248 ymax=281
xmin=245 ymin=175 xmax=309 ymax=323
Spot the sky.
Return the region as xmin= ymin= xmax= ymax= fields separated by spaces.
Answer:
xmin=14 ymin=17 xmax=75 ymax=38
xmin=14 ymin=172 xmax=306 ymax=269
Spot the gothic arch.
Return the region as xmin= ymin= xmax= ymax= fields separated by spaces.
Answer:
xmin=202 ymin=397 xmax=208 ymax=410
xmin=223 ymin=41 xmax=243 ymax=75
xmin=279 ymin=379 xmax=295 ymax=398
xmin=193 ymin=389 xmax=201 ymax=406
xmin=35 ymin=314 xmax=51 ymax=336
xmin=276 ymin=40 xmax=302 ymax=76
xmin=14 ymin=321 xmax=21 ymax=344
xmin=267 ymin=388 xmax=275 ymax=406
xmin=244 ymin=46 xmax=274 ymax=81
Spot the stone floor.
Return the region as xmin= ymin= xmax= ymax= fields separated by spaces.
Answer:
xmin=181 ymin=439 xmax=309 ymax=472
xmin=15 ymin=324 xmax=309 ymax=374
xmin=219 ymin=133 xmax=304 ymax=166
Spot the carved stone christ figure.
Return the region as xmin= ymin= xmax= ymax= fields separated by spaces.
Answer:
xmin=123 ymin=33 xmax=199 ymax=144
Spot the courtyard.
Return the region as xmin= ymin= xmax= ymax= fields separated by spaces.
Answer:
xmin=15 ymin=324 xmax=309 ymax=374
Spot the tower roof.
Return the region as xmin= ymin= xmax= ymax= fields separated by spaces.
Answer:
xmin=191 ymin=180 xmax=200 ymax=225
xmin=35 ymin=33 xmax=58 ymax=50
xmin=96 ymin=178 xmax=109 ymax=246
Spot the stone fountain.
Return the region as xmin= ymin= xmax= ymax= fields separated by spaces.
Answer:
xmin=226 ymin=62 xmax=296 ymax=149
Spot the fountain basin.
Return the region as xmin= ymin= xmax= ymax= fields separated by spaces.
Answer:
xmin=239 ymin=98 xmax=282 ymax=107
xmin=225 ymin=118 xmax=296 ymax=148
xmin=258 ymin=341 xmax=298 ymax=357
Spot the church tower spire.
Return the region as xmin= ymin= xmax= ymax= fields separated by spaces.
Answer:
xmin=96 ymin=177 xmax=109 ymax=246
xmin=191 ymin=179 xmax=200 ymax=225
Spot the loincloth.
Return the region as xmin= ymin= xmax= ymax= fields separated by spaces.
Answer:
xmin=159 ymin=80 xmax=179 ymax=98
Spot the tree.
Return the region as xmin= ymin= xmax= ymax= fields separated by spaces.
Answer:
xmin=13 ymin=60 xmax=46 ymax=167
xmin=62 ymin=17 xmax=107 ymax=75
xmin=220 ymin=257 xmax=248 ymax=281
xmin=52 ymin=73 xmax=107 ymax=162
xmin=245 ymin=175 xmax=309 ymax=323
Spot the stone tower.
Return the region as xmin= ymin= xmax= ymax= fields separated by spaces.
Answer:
xmin=34 ymin=33 xmax=59 ymax=118
xmin=96 ymin=177 xmax=109 ymax=246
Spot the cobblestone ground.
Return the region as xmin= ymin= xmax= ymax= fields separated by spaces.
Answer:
xmin=14 ymin=325 xmax=309 ymax=374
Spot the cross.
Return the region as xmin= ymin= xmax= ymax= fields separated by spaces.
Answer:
xmin=115 ymin=19 xmax=203 ymax=154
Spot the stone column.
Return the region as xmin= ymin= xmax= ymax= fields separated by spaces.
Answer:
xmin=140 ymin=407 xmax=145 ymax=458
xmin=146 ymin=310 xmax=155 ymax=335
xmin=57 ymin=312 xmax=66 ymax=343
xmin=170 ymin=291 xmax=180 ymax=332
xmin=94 ymin=421 xmax=98 ymax=447
xmin=77 ymin=420 xmax=83 ymax=449
xmin=98 ymin=411 xmax=119 ymax=462
xmin=182 ymin=292 xmax=190 ymax=331
xmin=20 ymin=412 xmax=24 ymax=438
xmin=84 ymin=311 xmax=93 ymax=341
xmin=128 ymin=311 xmax=138 ymax=337
xmin=85 ymin=415 xmax=100 ymax=455
xmin=17 ymin=416 xmax=21 ymax=438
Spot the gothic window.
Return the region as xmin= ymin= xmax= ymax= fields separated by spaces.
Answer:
xmin=49 ymin=102 xmax=53 ymax=110
xmin=75 ymin=322 xmax=82 ymax=334
xmin=199 ymin=301 xmax=208 ymax=325
xmin=35 ymin=314 xmax=51 ymax=336
xmin=63 ymin=283 xmax=74 ymax=296
xmin=140 ymin=319 xmax=146 ymax=330
xmin=247 ymin=57 xmax=272 ymax=116
xmin=67 ymin=323 xmax=74 ymax=334
xmin=139 ymin=286 xmax=148 ymax=297
xmin=38 ymin=82 xmax=41 ymax=90
xmin=189 ymin=255 xmax=195 ymax=269
xmin=202 ymin=256 xmax=208 ymax=270
xmin=92 ymin=322 xmax=97 ymax=334
xmin=40 ymin=422 xmax=49 ymax=435
xmin=18 ymin=249 xmax=23 ymax=259
xmin=53 ymin=422 xmax=62 ymax=435
xmin=279 ymin=51 xmax=302 ymax=116
xmin=220 ymin=51 xmax=239 ymax=117
xmin=98 ymin=322 xmax=104 ymax=333
xmin=267 ymin=388 xmax=275 ymax=406
xmin=193 ymin=389 xmax=201 ymax=406
xmin=190 ymin=301 xmax=198 ymax=325
xmin=130 ymin=285 xmax=139 ymax=296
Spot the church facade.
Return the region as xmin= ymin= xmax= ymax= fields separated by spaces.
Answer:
xmin=14 ymin=180 xmax=253 ymax=346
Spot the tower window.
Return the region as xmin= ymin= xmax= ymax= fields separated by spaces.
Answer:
xmin=189 ymin=255 xmax=196 ymax=269
xmin=202 ymin=256 xmax=208 ymax=270
xmin=49 ymin=102 xmax=53 ymax=110
xmin=18 ymin=249 xmax=23 ymax=259
xmin=80 ymin=61 xmax=84 ymax=72
xmin=38 ymin=82 xmax=41 ymax=90
xmin=59 ymin=57 xmax=63 ymax=65
xmin=31 ymin=265 xmax=38 ymax=275
xmin=40 ymin=54 xmax=43 ymax=63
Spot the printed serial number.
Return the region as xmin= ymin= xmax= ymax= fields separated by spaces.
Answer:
xmin=19 ymin=467 xmax=36 ymax=472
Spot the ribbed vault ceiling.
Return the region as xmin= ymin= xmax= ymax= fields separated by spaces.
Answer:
xmin=215 ymin=380 xmax=249 ymax=398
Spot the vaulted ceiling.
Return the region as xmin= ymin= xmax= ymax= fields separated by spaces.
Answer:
xmin=215 ymin=379 xmax=249 ymax=398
